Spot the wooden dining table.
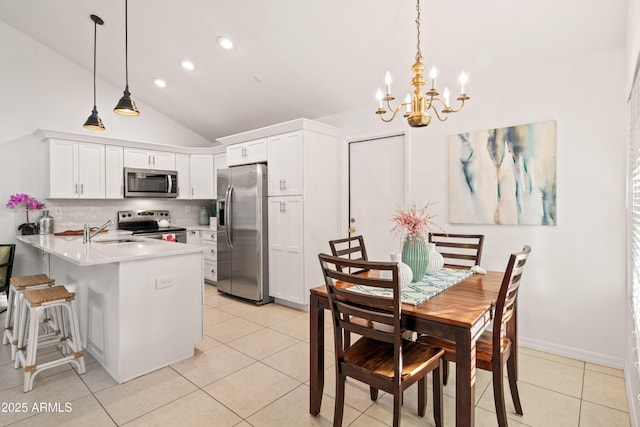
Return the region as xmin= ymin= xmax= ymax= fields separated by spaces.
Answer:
xmin=309 ymin=270 xmax=505 ymax=427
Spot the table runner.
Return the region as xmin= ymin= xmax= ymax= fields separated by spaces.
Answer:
xmin=349 ymin=267 xmax=474 ymax=306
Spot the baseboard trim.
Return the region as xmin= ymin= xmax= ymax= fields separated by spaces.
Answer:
xmin=518 ymin=336 xmax=625 ymax=369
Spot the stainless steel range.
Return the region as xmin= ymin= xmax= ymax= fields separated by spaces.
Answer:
xmin=117 ymin=210 xmax=187 ymax=243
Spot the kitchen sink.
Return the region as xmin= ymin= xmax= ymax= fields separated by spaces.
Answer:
xmin=95 ymin=239 xmax=139 ymax=245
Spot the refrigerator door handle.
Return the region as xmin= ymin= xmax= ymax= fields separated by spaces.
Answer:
xmin=225 ymin=185 xmax=233 ymax=248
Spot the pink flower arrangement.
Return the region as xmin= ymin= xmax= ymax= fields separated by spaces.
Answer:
xmin=391 ymin=202 xmax=440 ymax=240
xmin=6 ymin=193 xmax=45 ymax=211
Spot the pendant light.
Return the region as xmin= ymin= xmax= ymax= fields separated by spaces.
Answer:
xmin=83 ymin=14 xmax=105 ymax=131
xmin=114 ymin=0 xmax=140 ymax=116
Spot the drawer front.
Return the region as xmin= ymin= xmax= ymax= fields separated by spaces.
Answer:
xmin=203 ymin=242 xmax=217 ymax=261
xmin=201 ymin=230 xmax=217 ymax=243
xmin=204 ymin=260 xmax=217 ymax=282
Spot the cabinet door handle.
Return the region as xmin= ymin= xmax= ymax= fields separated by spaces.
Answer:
xmin=75 ymin=184 xmax=78 ymax=194
xmin=210 ymin=249 xmax=216 ymax=255
xmin=148 ymin=154 xmax=152 ymax=166
xmin=282 ymin=201 xmax=287 ymax=213
xmin=80 ymin=183 xmax=84 ymax=194
xmin=282 ymin=179 xmax=286 ymax=190
xmin=191 ymin=187 xmax=194 ymax=196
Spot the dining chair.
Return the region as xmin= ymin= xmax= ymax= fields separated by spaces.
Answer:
xmin=328 ymin=235 xmax=369 ymax=274
xmin=0 ymin=244 xmax=16 ymax=314
xmin=319 ymin=253 xmax=445 ymax=427
xmin=428 ymin=232 xmax=485 ymax=269
xmin=418 ymin=245 xmax=531 ymax=427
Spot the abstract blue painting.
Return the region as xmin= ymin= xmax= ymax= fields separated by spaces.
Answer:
xmin=448 ymin=120 xmax=556 ymax=225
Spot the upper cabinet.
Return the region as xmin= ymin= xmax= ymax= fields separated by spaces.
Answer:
xmin=190 ymin=154 xmax=214 ymax=199
xmin=267 ymin=131 xmax=303 ymax=196
xmin=226 ymin=138 xmax=267 ymax=166
xmin=213 ymin=152 xmax=227 ymax=199
xmin=123 ymin=148 xmax=176 ymax=170
xmin=48 ymin=139 xmax=105 ymax=199
xmin=175 ymin=153 xmax=190 ymax=200
xmin=105 ymin=145 xmax=124 ymax=199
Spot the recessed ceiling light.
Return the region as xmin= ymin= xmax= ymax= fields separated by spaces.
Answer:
xmin=153 ymin=78 xmax=166 ymax=88
xmin=179 ymin=59 xmax=195 ymax=71
xmin=217 ymin=36 xmax=233 ymax=50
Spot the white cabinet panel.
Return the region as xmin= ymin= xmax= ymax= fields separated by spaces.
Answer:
xmin=124 ymin=148 xmax=175 ymax=170
xmin=49 ymin=140 xmax=104 ymax=199
xmin=105 ymin=145 xmax=123 ymax=199
xmin=226 ymin=138 xmax=267 ymax=166
xmin=268 ymin=131 xmax=303 ymax=196
xmin=213 ymin=152 xmax=227 ymax=199
xmin=190 ymin=155 xmax=214 ymax=199
xmin=49 ymin=139 xmax=78 ymax=198
xmin=268 ymin=196 xmax=304 ymax=304
xmin=175 ymin=154 xmax=190 ymax=200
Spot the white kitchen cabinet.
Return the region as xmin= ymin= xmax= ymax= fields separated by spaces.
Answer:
xmin=268 ymin=196 xmax=304 ymax=304
xmin=201 ymin=230 xmax=218 ymax=283
xmin=123 ymin=147 xmax=176 ymax=170
xmin=267 ymin=131 xmax=303 ymax=196
xmin=186 ymin=229 xmax=200 ymax=245
xmin=48 ymin=139 xmax=105 ymax=199
xmin=105 ymin=145 xmax=124 ymax=199
xmin=213 ymin=152 xmax=227 ymax=199
xmin=190 ymin=155 xmax=214 ymax=199
xmin=226 ymin=138 xmax=267 ymax=166
xmin=175 ymin=153 xmax=190 ymax=200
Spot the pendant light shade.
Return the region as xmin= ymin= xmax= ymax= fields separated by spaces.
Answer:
xmin=114 ymin=0 xmax=140 ymax=116
xmin=83 ymin=14 xmax=105 ymax=131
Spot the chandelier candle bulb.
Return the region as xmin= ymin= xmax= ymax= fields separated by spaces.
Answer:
xmin=377 ymin=89 xmax=384 ymax=109
xmin=384 ymin=71 xmax=392 ymax=94
xmin=405 ymin=94 xmax=412 ymax=113
xmin=459 ymin=72 xmax=468 ymax=94
xmin=430 ymin=66 xmax=437 ymax=89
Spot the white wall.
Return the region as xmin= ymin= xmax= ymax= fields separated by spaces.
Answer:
xmin=0 ymin=21 xmax=214 ymax=275
xmin=321 ymin=48 xmax=628 ymax=368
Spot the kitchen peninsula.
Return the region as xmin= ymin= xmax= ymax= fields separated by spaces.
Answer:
xmin=16 ymin=232 xmax=205 ymax=383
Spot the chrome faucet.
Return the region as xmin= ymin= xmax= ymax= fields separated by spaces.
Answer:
xmin=83 ymin=219 xmax=113 ymax=243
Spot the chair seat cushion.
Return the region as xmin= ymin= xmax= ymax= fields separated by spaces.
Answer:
xmin=344 ymin=337 xmax=443 ymax=380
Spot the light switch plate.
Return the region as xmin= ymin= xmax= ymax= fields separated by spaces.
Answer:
xmin=155 ymin=278 xmax=173 ymax=290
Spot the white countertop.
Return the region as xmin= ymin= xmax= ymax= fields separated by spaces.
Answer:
xmin=185 ymin=224 xmax=217 ymax=232
xmin=17 ymin=231 xmax=205 ymax=267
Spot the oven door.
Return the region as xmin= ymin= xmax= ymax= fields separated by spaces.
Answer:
xmin=142 ymin=231 xmax=187 ymax=243
xmin=124 ymin=168 xmax=178 ymax=198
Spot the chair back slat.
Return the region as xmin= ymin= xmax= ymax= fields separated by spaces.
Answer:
xmin=493 ymin=246 xmax=531 ymax=350
xmin=0 ymin=244 xmax=16 ymax=291
xmin=329 ymin=235 xmax=369 ymax=274
xmin=428 ymin=233 xmax=484 ymax=269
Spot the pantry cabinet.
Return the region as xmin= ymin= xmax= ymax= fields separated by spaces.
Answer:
xmin=124 ymin=148 xmax=175 ymax=170
xmin=268 ymin=196 xmax=304 ymax=304
xmin=48 ymin=139 xmax=105 ymax=199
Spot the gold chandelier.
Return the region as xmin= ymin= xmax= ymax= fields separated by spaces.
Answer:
xmin=375 ymin=0 xmax=469 ymax=127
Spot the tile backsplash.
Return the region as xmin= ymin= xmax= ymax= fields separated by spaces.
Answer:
xmin=42 ymin=199 xmax=215 ymax=231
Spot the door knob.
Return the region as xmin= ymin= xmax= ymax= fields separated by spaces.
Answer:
xmin=348 ymin=227 xmax=356 ymax=233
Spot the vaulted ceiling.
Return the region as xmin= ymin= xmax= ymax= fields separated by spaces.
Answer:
xmin=0 ymin=0 xmax=628 ymax=142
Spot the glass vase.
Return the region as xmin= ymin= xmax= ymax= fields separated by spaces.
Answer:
xmin=401 ymin=236 xmax=429 ymax=282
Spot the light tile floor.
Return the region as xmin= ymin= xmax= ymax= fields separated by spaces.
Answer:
xmin=0 ymin=284 xmax=631 ymax=426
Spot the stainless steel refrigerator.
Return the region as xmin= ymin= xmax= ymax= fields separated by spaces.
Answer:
xmin=216 ymin=164 xmax=271 ymax=305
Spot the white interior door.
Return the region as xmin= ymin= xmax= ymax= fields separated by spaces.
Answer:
xmin=349 ymin=134 xmax=405 ymax=261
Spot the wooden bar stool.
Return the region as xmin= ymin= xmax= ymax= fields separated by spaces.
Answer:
xmin=3 ymin=274 xmax=55 ymax=361
xmin=15 ymin=286 xmax=86 ymax=392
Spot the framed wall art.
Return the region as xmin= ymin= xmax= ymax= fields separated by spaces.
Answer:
xmin=448 ymin=120 xmax=556 ymax=226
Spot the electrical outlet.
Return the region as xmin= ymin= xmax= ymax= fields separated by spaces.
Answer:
xmin=155 ymin=278 xmax=173 ymax=290
xmin=54 ymin=207 xmax=63 ymax=216
xmin=185 ymin=205 xmax=191 ymax=213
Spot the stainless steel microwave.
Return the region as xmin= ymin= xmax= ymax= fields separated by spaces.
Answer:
xmin=124 ymin=168 xmax=178 ymax=198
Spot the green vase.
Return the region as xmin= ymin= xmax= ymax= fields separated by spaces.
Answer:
xmin=401 ymin=236 xmax=429 ymax=282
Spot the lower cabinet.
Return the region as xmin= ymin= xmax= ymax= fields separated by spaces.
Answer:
xmin=201 ymin=230 xmax=218 ymax=283
xmin=187 ymin=228 xmax=217 ymax=283
xmin=268 ymin=196 xmax=304 ymax=304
